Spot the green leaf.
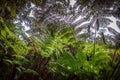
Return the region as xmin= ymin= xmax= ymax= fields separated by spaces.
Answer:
xmin=23 ymin=69 xmax=39 ymax=75
xmin=3 ymin=59 xmax=13 ymax=65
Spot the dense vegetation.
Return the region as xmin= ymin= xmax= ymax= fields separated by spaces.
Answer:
xmin=0 ymin=0 xmax=120 ymax=80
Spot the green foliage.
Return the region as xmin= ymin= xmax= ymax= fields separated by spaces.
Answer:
xmin=0 ymin=0 xmax=120 ymax=80
xmin=41 ymin=25 xmax=76 ymax=57
xmin=0 ymin=18 xmax=28 ymax=55
xmin=50 ymin=43 xmax=112 ymax=80
xmin=23 ymin=69 xmax=39 ymax=75
xmin=0 ymin=17 xmax=119 ymax=80
xmin=0 ymin=18 xmax=33 ymax=80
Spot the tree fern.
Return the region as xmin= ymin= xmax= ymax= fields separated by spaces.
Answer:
xmin=40 ymin=24 xmax=76 ymax=57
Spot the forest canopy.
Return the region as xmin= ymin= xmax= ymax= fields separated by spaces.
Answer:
xmin=0 ymin=0 xmax=120 ymax=80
